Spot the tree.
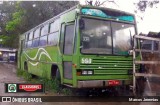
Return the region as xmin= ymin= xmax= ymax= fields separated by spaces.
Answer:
xmin=134 ymin=0 xmax=159 ymax=12
xmin=0 ymin=1 xmax=78 ymax=48
xmin=85 ymin=0 xmax=118 ymax=7
xmin=6 ymin=2 xmax=25 ymax=32
xmin=0 ymin=1 xmax=16 ymax=35
xmin=85 ymin=0 xmax=159 ymax=12
xmin=19 ymin=1 xmax=78 ymax=30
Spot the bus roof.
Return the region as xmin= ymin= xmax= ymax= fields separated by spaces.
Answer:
xmin=21 ymin=4 xmax=135 ymax=37
xmin=22 ymin=5 xmax=78 ymax=36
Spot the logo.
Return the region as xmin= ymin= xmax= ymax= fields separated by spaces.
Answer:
xmin=8 ymin=84 xmax=17 ymax=92
xmin=2 ymin=97 xmax=11 ymax=102
xmin=5 ymin=83 xmax=44 ymax=93
xmin=19 ymin=84 xmax=42 ymax=92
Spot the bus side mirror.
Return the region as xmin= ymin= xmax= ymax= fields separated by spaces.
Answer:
xmin=79 ymin=19 xmax=85 ymax=30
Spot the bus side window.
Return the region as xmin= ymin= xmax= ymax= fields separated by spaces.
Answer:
xmin=25 ymin=34 xmax=29 ymax=41
xmin=32 ymin=38 xmax=39 ymax=47
xmin=29 ymin=32 xmax=33 ymax=40
xmin=27 ymin=40 xmax=32 ymax=48
xmin=34 ymin=28 xmax=40 ymax=38
xmin=50 ymin=19 xmax=60 ymax=33
xmin=48 ymin=32 xmax=59 ymax=46
xmin=39 ymin=35 xmax=47 ymax=46
xmin=41 ymin=24 xmax=49 ymax=36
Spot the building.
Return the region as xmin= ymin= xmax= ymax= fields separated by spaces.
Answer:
xmin=0 ymin=48 xmax=17 ymax=62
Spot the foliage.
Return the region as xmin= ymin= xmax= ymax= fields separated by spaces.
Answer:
xmin=5 ymin=8 xmax=25 ymax=31
xmin=85 ymin=0 xmax=117 ymax=7
xmin=61 ymin=88 xmax=73 ymax=95
xmin=0 ymin=35 xmax=9 ymax=45
xmin=0 ymin=1 xmax=78 ymax=48
xmin=84 ymin=0 xmax=160 ymax=21
xmin=135 ymin=0 xmax=159 ymax=12
xmin=22 ymin=71 xmax=32 ymax=81
xmin=16 ymin=68 xmax=73 ymax=95
xmin=17 ymin=69 xmax=32 ymax=81
xmin=35 ymin=78 xmax=60 ymax=93
xmin=0 ymin=34 xmax=18 ymax=47
xmin=16 ymin=68 xmax=24 ymax=76
xmin=85 ymin=0 xmax=160 ymax=12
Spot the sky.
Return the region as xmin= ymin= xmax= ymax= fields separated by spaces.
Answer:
xmin=1 ymin=0 xmax=160 ymax=34
xmin=79 ymin=0 xmax=160 ymax=34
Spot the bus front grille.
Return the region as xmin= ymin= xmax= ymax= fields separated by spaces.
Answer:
xmin=79 ymin=56 xmax=137 ymax=75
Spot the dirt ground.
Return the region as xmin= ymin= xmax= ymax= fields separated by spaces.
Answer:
xmin=0 ymin=63 xmax=159 ymax=105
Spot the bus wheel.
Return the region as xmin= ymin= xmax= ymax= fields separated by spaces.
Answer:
xmin=51 ymin=66 xmax=61 ymax=87
xmin=24 ymin=62 xmax=28 ymax=71
xmin=55 ymin=69 xmax=62 ymax=92
xmin=56 ymin=69 xmax=61 ymax=81
xmin=56 ymin=69 xmax=62 ymax=86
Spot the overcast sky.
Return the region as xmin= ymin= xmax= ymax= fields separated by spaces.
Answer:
xmin=79 ymin=0 xmax=160 ymax=34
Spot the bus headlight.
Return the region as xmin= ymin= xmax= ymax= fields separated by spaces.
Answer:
xmin=82 ymin=70 xmax=93 ymax=75
xmin=88 ymin=71 xmax=93 ymax=75
xmin=82 ymin=70 xmax=87 ymax=75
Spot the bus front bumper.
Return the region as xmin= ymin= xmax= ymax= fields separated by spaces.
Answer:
xmin=77 ymin=80 xmax=131 ymax=88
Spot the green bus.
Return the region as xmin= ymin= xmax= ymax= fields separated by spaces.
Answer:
xmin=18 ymin=5 xmax=137 ymax=90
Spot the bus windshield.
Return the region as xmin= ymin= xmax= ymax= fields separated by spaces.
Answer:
xmin=81 ymin=18 xmax=135 ymax=55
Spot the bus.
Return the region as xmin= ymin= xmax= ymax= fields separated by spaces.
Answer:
xmin=18 ymin=5 xmax=138 ymax=92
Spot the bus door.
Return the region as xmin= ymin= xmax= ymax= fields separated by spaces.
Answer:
xmin=60 ymin=22 xmax=75 ymax=84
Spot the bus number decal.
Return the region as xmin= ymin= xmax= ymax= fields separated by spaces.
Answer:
xmin=81 ymin=58 xmax=92 ymax=64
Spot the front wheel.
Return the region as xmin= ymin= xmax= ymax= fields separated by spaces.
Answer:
xmin=51 ymin=69 xmax=62 ymax=92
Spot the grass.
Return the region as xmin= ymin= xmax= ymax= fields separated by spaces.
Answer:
xmin=16 ymin=69 xmax=72 ymax=95
xmin=17 ymin=69 xmax=32 ymax=81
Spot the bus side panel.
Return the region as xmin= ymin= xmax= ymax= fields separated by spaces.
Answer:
xmin=41 ymin=46 xmax=59 ymax=79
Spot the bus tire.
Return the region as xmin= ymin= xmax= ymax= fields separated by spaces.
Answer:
xmin=51 ymin=65 xmax=61 ymax=83
xmin=56 ymin=69 xmax=62 ymax=88
xmin=56 ymin=69 xmax=60 ymax=81
xmin=53 ymin=69 xmax=62 ymax=89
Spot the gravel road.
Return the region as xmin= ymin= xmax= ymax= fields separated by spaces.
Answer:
xmin=0 ymin=63 xmax=159 ymax=105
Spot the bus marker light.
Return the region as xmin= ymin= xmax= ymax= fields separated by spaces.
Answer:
xmin=108 ymin=80 xmax=120 ymax=86
xmin=72 ymin=64 xmax=77 ymax=68
xmin=77 ymin=71 xmax=81 ymax=76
